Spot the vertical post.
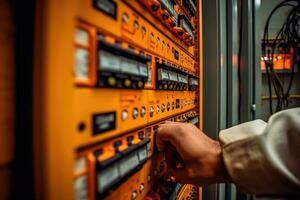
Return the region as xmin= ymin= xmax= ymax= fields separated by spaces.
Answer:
xmin=202 ymin=0 xmax=232 ymax=198
xmin=253 ymin=0 xmax=262 ymax=120
xmin=239 ymin=0 xmax=255 ymax=123
xmin=0 ymin=1 xmax=15 ymax=199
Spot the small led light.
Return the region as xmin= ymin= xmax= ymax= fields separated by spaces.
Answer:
xmin=141 ymin=26 xmax=147 ymax=35
xmin=140 ymin=107 xmax=146 ymax=118
xmin=150 ymin=33 xmax=154 ymax=40
xmin=132 ymin=108 xmax=139 ymax=119
xmin=122 ymin=13 xmax=129 ymax=23
xmin=122 ymin=110 xmax=129 ymax=121
xmin=133 ymin=20 xmax=139 ymax=30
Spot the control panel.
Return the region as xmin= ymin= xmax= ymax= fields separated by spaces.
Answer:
xmin=34 ymin=0 xmax=202 ymax=199
xmin=75 ymin=110 xmax=199 ymax=200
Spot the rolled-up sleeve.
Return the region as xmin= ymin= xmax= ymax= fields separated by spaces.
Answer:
xmin=219 ymin=108 xmax=300 ymax=195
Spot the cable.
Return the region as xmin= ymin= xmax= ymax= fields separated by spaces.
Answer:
xmin=262 ymin=0 xmax=300 ymax=114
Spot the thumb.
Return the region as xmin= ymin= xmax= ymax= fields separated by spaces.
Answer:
xmin=156 ymin=123 xmax=180 ymax=152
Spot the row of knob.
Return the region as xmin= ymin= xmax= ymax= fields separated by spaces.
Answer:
xmin=131 ymin=182 xmax=145 ymax=200
xmin=121 ymin=102 xmax=178 ymax=121
xmin=131 ymin=162 xmax=168 ymax=200
xmin=186 ymin=186 xmax=197 ymax=200
xmin=121 ymin=107 xmax=147 ymax=121
xmin=140 ymin=0 xmax=195 ymax=46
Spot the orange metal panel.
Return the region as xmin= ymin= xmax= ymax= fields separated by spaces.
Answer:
xmin=34 ymin=0 xmax=203 ymax=199
xmin=34 ymin=0 xmax=76 ymax=199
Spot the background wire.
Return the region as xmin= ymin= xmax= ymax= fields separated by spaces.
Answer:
xmin=262 ymin=0 xmax=300 ymax=114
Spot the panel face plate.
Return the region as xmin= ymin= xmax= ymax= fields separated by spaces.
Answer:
xmin=34 ymin=0 xmax=202 ymax=199
xmin=72 ymin=1 xmax=201 ymax=199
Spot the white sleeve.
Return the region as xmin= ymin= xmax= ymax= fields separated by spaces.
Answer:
xmin=219 ymin=108 xmax=300 ymax=195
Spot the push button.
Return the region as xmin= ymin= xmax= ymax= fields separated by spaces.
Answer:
xmin=150 ymin=106 xmax=154 ymax=117
xmin=167 ymin=102 xmax=170 ymax=111
xmin=156 ymin=105 xmax=160 ymax=113
xmin=132 ymin=191 xmax=137 ymax=200
xmin=107 ymin=77 xmax=116 ymax=86
xmin=124 ymin=79 xmax=131 ymax=87
xmin=122 ymin=110 xmax=128 ymax=121
xmin=161 ymin=104 xmax=165 ymax=112
xmin=161 ymin=10 xmax=169 ymax=20
xmin=127 ymin=136 xmax=134 ymax=146
xmin=132 ymin=108 xmax=139 ymax=119
xmin=139 ymin=183 xmax=145 ymax=193
xmin=140 ymin=107 xmax=146 ymax=118
xmin=122 ymin=13 xmax=129 ymax=23
xmin=114 ymin=141 xmax=122 ymax=153
xmin=149 ymin=0 xmax=160 ymax=12
xmin=137 ymin=80 xmax=144 ymax=89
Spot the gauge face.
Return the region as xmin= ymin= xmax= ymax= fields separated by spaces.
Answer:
xmin=75 ymin=28 xmax=89 ymax=46
xmin=75 ymin=48 xmax=89 ymax=80
xmin=120 ymin=57 xmax=139 ymax=75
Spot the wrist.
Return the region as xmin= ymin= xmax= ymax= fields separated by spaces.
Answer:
xmin=213 ymin=141 xmax=231 ymax=183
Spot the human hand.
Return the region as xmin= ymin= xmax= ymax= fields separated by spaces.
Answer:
xmin=156 ymin=121 xmax=230 ymax=185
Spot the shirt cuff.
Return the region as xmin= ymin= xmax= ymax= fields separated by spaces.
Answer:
xmin=219 ymin=120 xmax=300 ymax=195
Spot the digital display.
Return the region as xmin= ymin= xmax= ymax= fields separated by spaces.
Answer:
xmin=75 ymin=28 xmax=89 ymax=46
xmin=93 ymin=112 xmax=116 ymax=135
xmin=190 ymin=78 xmax=199 ymax=86
xmin=138 ymin=146 xmax=148 ymax=162
xmin=74 ymin=157 xmax=86 ymax=174
xmin=182 ymin=19 xmax=194 ymax=39
xmin=75 ymin=48 xmax=89 ymax=81
xmin=158 ymin=69 xmax=169 ymax=80
xmin=190 ymin=117 xmax=199 ymax=125
xmin=93 ymin=0 xmax=117 ymax=19
xmin=97 ymin=164 xmax=119 ymax=194
xmin=183 ymin=0 xmax=196 ymax=16
xmin=189 ymin=0 xmax=196 ymax=11
xmin=99 ymin=50 xmax=120 ymax=72
xmin=120 ymin=57 xmax=140 ymax=75
xmin=169 ymin=71 xmax=178 ymax=82
xmin=160 ymin=0 xmax=176 ymax=17
xmin=119 ymin=152 xmax=139 ymax=177
xmin=179 ymin=75 xmax=188 ymax=84
xmin=139 ymin=63 xmax=149 ymax=77
xmin=74 ymin=176 xmax=88 ymax=200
